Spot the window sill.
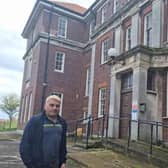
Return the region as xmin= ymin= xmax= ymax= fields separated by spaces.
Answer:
xmin=100 ymin=61 xmax=108 ymax=66
xmin=25 ymin=79 xmax=30 ymax=83
xmin=147 ymin=90 xmax=157 ymax=95
xmin=57 ymin=35 xmax=66 ymax=39
xmin=98 ymin=115 xmax=104 ymax=119
xmin=163 ymin=117 xmax=168 ymax=120
xmin=54 ymin=70 xmax=64 ymax=73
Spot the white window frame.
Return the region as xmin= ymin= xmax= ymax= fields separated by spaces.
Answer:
xmin=101 ymin=7 xmax=105 ymax=24
xmin=144 ymin=12 xmax=152 ymax=47
xmin=166 ymin=72 xmax=168 ymax=117
xmin=20 ymin=98 xmax=24 ymax=123
xmin=28 ymin=93 xmax=32 ymax=121
xmin=54 ymin=52 xmax=65 ymax=73
xmin=98 ymin=88 xmax=106 ymax=118
xmin=24 ymin=55 xmax=32 ymax=82
xmin=125 ymin=26 xmax=131 ymax=51
xmin=167 ymin=17 xmax=168 ymax=42
xmin=113 ymin=0 xmax=117 ymax=13
xmin=23 ymin=95 xmax=28 ymax=123
xmin=101 ymin=39 xmax=109 ymax=64
xmin=89 ymin=21 xmax=95 ymax=38
xmin=57 ymin=17 xmax=67 ymax=38
xmin=113 ymin=0 xmax=119 ymax=13
xmin=85 ymin=68 xmax=91 ymax=96
xmin=83 ymin=112 xmax=89 ymax=124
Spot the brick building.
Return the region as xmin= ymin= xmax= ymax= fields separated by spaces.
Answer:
xmin=18 ymin=0 xmax=168 ymax=143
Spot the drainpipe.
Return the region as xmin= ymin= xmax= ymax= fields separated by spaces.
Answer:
xmin=40 ymin=4 xmax=54 ymax=111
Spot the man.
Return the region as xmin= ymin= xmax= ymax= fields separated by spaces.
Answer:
xmin=20 ymin=95 xmax=67 ymax=168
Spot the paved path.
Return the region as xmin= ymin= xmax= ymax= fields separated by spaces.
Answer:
xmin=0 ymin=140 xmax=25 ymax=168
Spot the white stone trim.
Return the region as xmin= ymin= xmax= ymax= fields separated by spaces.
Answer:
xmin=88 ymin=44 xmax=96 ymax=116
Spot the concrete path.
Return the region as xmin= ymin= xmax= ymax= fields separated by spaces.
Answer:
xmin=0 ymin=140 xmax=25 ymax=168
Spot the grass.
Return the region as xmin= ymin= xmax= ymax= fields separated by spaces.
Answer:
xmin=69 ymin=148 xmax=159 ymax=168
xmin=67 ymin=158 xmax=85 ymax=168
xmin=0 ymin=119 xmax=17 ymax=132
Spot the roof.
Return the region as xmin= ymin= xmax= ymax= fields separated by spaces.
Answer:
xmin=48 ymin=0 xmax=87 ymax=14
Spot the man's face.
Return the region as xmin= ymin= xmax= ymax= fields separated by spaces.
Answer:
xmin=44 ymin=98 xmax=60 ymax=118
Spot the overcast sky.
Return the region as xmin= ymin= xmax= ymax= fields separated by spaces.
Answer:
xmin=0 ymin=0 xmax=94 ymax=119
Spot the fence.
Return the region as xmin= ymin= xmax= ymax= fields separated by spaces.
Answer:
xmin=67 ymin=113 xmax=168 ymax=157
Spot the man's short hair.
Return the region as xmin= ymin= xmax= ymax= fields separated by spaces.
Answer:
xmin=45 ymin=95 xmax=61 ymax=104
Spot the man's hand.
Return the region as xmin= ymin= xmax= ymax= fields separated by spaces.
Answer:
xmin=60 ymin=163 xmax=66 ymax=168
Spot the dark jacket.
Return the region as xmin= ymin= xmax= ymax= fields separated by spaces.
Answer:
xmin=20 ymin=113 xmax=67 ymax=168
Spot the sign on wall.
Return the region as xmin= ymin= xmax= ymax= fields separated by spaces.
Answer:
xmin=132 ymin=104 xmax=138 ymax=120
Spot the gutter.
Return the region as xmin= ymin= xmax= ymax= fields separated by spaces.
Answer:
xmin=40 ymin=3 xmax=54 ymax=111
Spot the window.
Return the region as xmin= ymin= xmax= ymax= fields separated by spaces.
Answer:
xmin=125 ymin=26 xmax=131 ymax=51
xmin=147 ymin=70 xmax=156 ymax=91
xmin=83 ymin=112 xmax=89 ymax=123
xmin=89 ymin=21 xmax=95 ymax=37
xmin=101 ymin=5 xmax=107 ymax=24
xmin=98 ymin=88 xmax=106 ymax=117
xmin=113 ymin=0 xmax=119 ymax=13
xmin=24 ymin=56 xmax=32 ymax=82
xmin=101 ymin=7 xmax=105 ymax=23
xmin=23 ymin=95 xmax=28 ymax=123
xmin=167 ymin=17 xmax=168 ymax=42
xmin=101 ymin=39 xmax=110 ymax=64
xmin=85 ymin=68 xmax=91 ymax=96
xmin=51 ymin=92 xmax=63 ymax=116
xmin=58 ymin=17 xmax=67 ymax=38
xmin=144 ymin=12 xmax=152 ymax=47
xmin=20 ymin=98 xmax=24 ymax=123
xmin=55 ymin=52 xmax=65 ymax=73
xmin=28 ymin=93 xmax=32 ymax=121
xmin=122 ymin=73 xmax=133 ymax=90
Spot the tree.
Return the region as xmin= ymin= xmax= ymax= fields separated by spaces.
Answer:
xmin=0 ymin=94 xmax=20 ymax=129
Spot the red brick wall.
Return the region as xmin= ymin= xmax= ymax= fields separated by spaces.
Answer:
xmin=33 ymin=42 xmax=84 ymax=122
xmin=42 ymin=10 xmax=89 ymax=43
xmin=81 ymin=49 xmax=92 ymax=113
xmin=91 ymin=30 xmax=112 ymax=118
xmin=27 ymin=11 xmax=44 ymax=49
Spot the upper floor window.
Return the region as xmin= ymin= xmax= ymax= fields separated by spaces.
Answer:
xmin=144 ymin=12 xmax=152 ymax=47
xmin=23 ymin=95 xmax=28 ymax=123
xmin=89 ymin=21 xmax=95 ymax=37
xmin=98 ymin=88 xmax=106 ymax=117
xmin=121 ymin=73 xmax=133 ymax=90
xmin=125 ymin=26 xmax=131 ymax=51
xmin=113 ymin=0 xmax=119 ymax=13
xmin=24 ymin=56 xmax=32 ymax=82
xmin=58 ymin=17 xmax=67 ymax=38
xmin=147 ymin=70 xmax=156 ymax=91
xmin=85 ymin=68 xmax=91 ymax=96
xmin=101 ymin=5 xmax=107 ymax=24
xmin=55 ymin=52 xmax=65 ymax=73
xmin=83 ymin=111 xmax=89 ymax=123
xmin=101 ymin=39 xmax=110 ymax=64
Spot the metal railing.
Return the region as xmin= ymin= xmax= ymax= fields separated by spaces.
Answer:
xmin=67 ymin=113 xmax=168 ymax=156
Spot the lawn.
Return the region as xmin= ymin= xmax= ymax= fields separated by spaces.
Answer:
xmin=0 ymin=119 xmax=17 ymax=132
xmin=67 ymin=158 xmax=85 ymax=168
